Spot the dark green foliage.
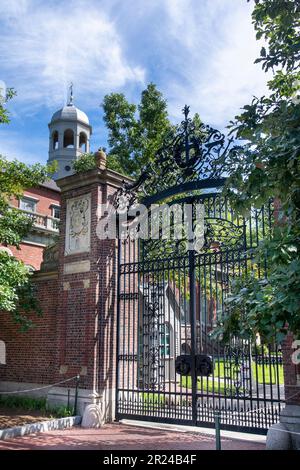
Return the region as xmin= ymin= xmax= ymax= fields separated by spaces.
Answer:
xmin=72 ymin=152 xmax=97 ymax=173
xmin=0 ymin=252 xmax=42 ymax=331
xmin=0 ymin=395 xmax=73 ymax=418
xmin=215 ymin=0 xmax=300 ymax=342
xmin=0 ymin=87 xmax=16 ymax=124
xmin=102 ymin=83 xmax=174 ymax=176
xmin=73 ymin=150 xmax=127 ymax=175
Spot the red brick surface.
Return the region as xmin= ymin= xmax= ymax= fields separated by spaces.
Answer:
xmin=0 ymin=423 xmax=265 ymax=450
xmin=55 ymin=181 xmax=119 ymax=392
xmin=4 ymin=185 xmax=61 ymax=269
xmin=282 ymin=333 xmax=300 ymax=405
xmin=8 ymin=243 xmax=44 ymax=270
xmin=0 ymin=276 xmax=58 ymax=384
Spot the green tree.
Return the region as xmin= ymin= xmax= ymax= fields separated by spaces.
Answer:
xmin=75 ymin=83 xmax=204 ymax=179
xmin=0 ymin=85 xmax=16 ymax=124
xmin=102 ymin=83 xmax=173 ymax=176
xmin=215 ymin=0 xmax=300 ymax=343
xmin=0 ymin=90 xmax=55 ymax=329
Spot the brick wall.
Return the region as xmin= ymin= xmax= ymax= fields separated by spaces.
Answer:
xmin=282 ymin=333 xmax=300 ymax=405
xmin=56 ymin=182 xmax=98 ymax=388
xmin=8 ymin=243 xmax=44 ymax=271
xmin=55 ymin=170 xmax=129 ymax=399
xmin=0 ymin=169 xmax=126 ymax=409
xmin=0 ymin=274 xmax=58 ymax=384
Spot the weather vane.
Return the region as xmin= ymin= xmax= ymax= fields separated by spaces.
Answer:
xmin=68 ymin=82 xmax=74 ymax=106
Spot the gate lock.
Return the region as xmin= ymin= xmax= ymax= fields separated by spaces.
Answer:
xmin=175 ymin=354 xmax=213 ymax=377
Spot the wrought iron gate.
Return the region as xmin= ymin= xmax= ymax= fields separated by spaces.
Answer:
xmin=115 ymin=107 xmax=284 ymax=434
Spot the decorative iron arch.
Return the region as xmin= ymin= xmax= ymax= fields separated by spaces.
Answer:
xmin=114 ymin=105 xmax=241 ymax=256
xmin=115 ymin=105 xmax=234 ymax=211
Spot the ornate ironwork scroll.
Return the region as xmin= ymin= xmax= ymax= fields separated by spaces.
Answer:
xmin=114 ymin=105 xmax=233 ymax=210
xmin=142 ymin=283 xmax=166 ymax=391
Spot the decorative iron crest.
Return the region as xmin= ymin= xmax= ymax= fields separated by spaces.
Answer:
xmin=114 ymin=105 xmax=233 ymax=209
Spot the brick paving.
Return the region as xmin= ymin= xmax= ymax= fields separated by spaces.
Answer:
xmin=0 ymin=423 xmax=265 ymax=450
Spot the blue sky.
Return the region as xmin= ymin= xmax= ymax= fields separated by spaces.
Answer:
xmin=0 ymin=0 xmax=268 ymax=166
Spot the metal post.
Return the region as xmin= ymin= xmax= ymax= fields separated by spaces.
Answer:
xmin=215 ymin=411 xmax=221 ymax=450
xmin=74 ymin=375 xmax=80 ymax=416
xmin=67 ymin=388 xmax=70 ymax=412
xmin=115 ymin=236 xmax=121 ymax=421
xmin=189 ymin=249 xmax=197 ymax=425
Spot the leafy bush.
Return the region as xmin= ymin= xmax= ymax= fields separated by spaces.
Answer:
xmin=214 ymin=0 xmax=300 ymax=342
xmin=72 ymin=153 xmax=97 ymax=173
xmin=0 ymin=395 xmax=73 ymax=418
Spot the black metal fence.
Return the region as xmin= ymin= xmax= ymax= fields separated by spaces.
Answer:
xmin=115 ymin=107 xmax=284 ymax=434
xmin=116 ymin=194 xmax=284 ymax=434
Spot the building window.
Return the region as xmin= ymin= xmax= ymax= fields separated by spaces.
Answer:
xmin=63 ymin=129 xmax=74 ymax=148
xmin=0 ymin=340 xmax=6 ymax=365
xmin=51 ymin=205 xmax=60 ymax=219
xmin=160 ymin=323 xmax=171 ymax=357
xmin=20 ymin=196 xmax=37 ymax=213
xmin=79 ymin=132 xmax=87 ymax=152
xmin=52 ymin=130 xmax=59 ymax=150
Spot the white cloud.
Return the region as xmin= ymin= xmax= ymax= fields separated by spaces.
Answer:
xmin=0 ymin=0 xmax=29 ymax=17
xmin=161 ymin=0 xmax=269 ymax=128
xmin=0 ymin=0 xmax=145 ymax=115
xmin=0 ymin=0 xmax=271 ymax=166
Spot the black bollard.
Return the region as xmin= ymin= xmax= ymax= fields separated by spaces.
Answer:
xmin=215 ymin=410 xmax=221 ymax=450
xmin=74 ymin=375 xmax=80 ymax=415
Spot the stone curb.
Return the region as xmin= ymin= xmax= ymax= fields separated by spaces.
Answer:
xmin=0 ymin=415 xmax=82 ymax=440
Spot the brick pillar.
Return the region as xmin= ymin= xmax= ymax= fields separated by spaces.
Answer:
xmin=47 ymin=162 xmax=132 ymax=422
xmin=282 ymin=333 xmax=300 ymax=405
xmin=267 ymin=333 xmax=300 ymax=449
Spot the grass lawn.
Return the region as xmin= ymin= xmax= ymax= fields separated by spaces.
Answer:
xmin=142 ymin=380 xmax=226 ymax=404
xmin=140 ymin=359 xmax=284 ymax=404
xmin=209 ymin=359 xmax=283 ymax=385
xmin=181 ymin=359 xmax=284 ymax=393
xmin=252 ymin=363 xmax=284 ymax=384
xmin=181 ymin=376 xmax=227 ymax=394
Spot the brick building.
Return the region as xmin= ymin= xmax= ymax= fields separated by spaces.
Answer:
xmin=7 ymin=180 xmax=61 ymax=270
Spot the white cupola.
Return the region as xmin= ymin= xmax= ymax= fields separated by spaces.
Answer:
xmin=47 ymin=84 xmax=92 ymax=180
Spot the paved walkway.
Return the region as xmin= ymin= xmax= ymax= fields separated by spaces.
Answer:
xmin=0 ymin=423 xmax=265 ymax=450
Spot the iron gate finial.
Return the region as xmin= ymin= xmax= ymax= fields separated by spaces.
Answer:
xmin=182 ymin=104 xmax=190 ymax=120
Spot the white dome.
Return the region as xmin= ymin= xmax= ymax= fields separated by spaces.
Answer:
xmin=50 ymin=104 xmax=89 ymax=126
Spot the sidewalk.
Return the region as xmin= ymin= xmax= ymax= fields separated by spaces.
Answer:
xmin=0 ymin=423 xmax=265 ymax=450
